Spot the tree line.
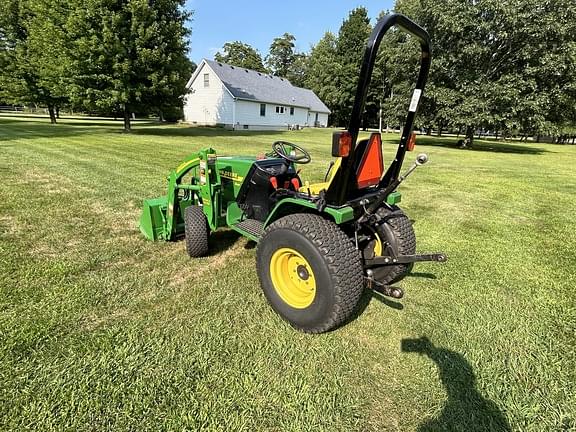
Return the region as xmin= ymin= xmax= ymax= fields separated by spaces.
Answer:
xmin=216 ymin=1 xmax=575 ymax=144
xmin=213 ymin=34 xmax=308 ymax=89
xmin=386 ymin=0 xmax=576 ymax=145
xmin=2 ymin=0 xmax=575 ymax=141
xmin=0 ymin=0 xmax=193 ymax=131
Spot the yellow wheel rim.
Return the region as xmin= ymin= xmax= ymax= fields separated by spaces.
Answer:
xmin=372 ymin=229 xmax=383 ymax=256
xmin=270 ymin=247 xmax=317 ymax=309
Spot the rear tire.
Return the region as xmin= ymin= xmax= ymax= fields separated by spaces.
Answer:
xmin=257 ymin=214 xmax=364 ymax=333
xmin=372 ymin=206 xmax=416 ymax=285
xmin=184 ymin=205 xmax=209 ymax=257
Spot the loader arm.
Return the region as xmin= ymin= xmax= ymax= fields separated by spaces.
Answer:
xmin=140 ymin=148 xmax=220 ymax=241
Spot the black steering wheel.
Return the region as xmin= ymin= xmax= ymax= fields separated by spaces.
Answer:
xmin=272 ymin=141 xmax=312 ymax=164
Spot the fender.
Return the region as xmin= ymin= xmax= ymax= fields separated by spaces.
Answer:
xmin=264 ymin=198 xmax=355 ymax=228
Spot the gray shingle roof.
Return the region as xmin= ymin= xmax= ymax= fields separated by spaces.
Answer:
xmin=203 ymin=59 xmax=330 ymax=113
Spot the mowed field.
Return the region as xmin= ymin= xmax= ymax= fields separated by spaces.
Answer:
xmin=1 ymin=114 xmax=575 ymax=431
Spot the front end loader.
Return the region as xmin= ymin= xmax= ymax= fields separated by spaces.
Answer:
xmin=140 ymin=13 xmax=446 ymax=333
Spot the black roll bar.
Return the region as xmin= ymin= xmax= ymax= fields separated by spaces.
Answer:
xmin=326 ymin=13 xmax=432 ymax=206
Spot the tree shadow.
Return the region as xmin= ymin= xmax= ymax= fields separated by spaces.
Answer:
xmin=0 ymin=118 xmax=120 ymax=142
xmin=131 ymin=125 xmax=287 ymax=138
xmin=0 ymin=117 xmax=29 ymax=125
xmin=401 ymin=336 xmax=511 ymax=432
xmin=0 ymin=115 xmax=291 ymax=142
xmin=1 ymin=112 xmax=155 ymax=126
xmin=414 ymin=136 xmax=550 ymax=155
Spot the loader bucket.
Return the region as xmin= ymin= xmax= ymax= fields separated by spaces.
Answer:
xmin=139 ymin=196 xmax=168 ymax=241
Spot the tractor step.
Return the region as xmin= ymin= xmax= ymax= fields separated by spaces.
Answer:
xmin=232 ymin=219 xmax=264 ymax=241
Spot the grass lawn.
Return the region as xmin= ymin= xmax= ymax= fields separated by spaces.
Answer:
xmin=1 ymin=114 xmax=575 ymax=431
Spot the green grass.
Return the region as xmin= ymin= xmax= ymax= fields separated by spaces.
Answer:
xmin=1 ymin=114 xmax=575 ymax=431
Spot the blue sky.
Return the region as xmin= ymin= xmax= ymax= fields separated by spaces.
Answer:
xmin=185 ymin=0 xmax=395 ymax=65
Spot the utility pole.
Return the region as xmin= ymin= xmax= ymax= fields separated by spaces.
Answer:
xmin=379 ymin=60 xmax=386 ymax=134
xmin=386 ymin=88 xmax=393 ymax=133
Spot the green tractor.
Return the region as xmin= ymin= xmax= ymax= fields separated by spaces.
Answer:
xmin=139 ymin=14 xmax=446 ymax=333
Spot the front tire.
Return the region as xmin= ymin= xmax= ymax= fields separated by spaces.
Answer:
xmin=257 ymin=214 xmax=364 ymax=333
xmin=184 ymin=205 xmax=209 ymax=257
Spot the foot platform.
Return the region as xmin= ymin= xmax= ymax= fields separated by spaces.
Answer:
xmin=232 ymin=219 xmax=264 ymax=240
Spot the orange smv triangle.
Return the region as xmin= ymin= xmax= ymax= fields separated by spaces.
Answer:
xmin=356 ymin=133 xmax=384 ymax=189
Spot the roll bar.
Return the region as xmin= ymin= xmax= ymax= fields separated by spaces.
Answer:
xmin=327 ymin=13 xmax=432 ymax=206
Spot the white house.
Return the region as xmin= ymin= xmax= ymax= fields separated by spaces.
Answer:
xmin=183 ymin=59 xmax=330 ymax=130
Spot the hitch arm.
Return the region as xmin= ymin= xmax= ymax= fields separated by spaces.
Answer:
xmin=365 ymin=253 xmax=447 ymax=268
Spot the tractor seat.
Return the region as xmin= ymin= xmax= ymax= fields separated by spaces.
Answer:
xmin=299 ymin=158 xmax=342 ymax=195
xmin=299 ymin=137 xmax=374 ymax=196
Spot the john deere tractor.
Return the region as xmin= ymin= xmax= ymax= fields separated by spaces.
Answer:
xmin=139 ymin=14 xmax=446 ymax=333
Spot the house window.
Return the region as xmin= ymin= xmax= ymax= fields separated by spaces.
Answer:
xmin=260 ymin=104 xmax=266 ymax=117
xmin=275 ymin=106 xmax=285 ymax=114
xmin=290 ymin=107 xmax=295 ymax=115
xmin=203 ymin=73 xmax=209 ymax=87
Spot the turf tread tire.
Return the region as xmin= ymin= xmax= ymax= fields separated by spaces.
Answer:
xmin=257 ymin=213 xmax=364 ymax=333
xmin=374 ymin=206 xmax=416 ymax=285
xmin=184 ymin=206 xmax=209 ymax=257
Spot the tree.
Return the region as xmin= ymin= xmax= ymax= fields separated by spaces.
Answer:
xmin=0 ymin=0 xmax=23 ymax=105
xmin=305 ymin=32 xmax=340 ymax=123
xmin=373 ymin=6 xmax=424 ymax=133
xmin=305 ymin=7 xmax=372 ymax=127
xmin=266 ymin=33 xmax=296 ymax=78
xmin=286 ymin=53 xmax=308 ymax=87
xmin=334 ymin=7 xmax=372 ymax=126
xmin=266 ymin=33 xmax=309 ymax=87
xmin=214 ymin=41 xmax=267 ymax=72
xmin=306 ymin=8 xmax=374 ymax=127
xmin=66 ymin=0 xmax=191 ymax=131
xmin=0 ymin=0 xmax=69 ymax=123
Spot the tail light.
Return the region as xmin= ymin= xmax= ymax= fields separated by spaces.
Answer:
xmin=332 ymin=131 xmax=352 ymax=157
xmin=407 ymin=132 xmax=416 ymax=151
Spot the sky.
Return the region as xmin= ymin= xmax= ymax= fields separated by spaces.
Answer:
xmin=185 ymin=0 xmax=395 ymax=65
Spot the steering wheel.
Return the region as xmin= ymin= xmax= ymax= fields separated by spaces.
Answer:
xmin=272 ymin=141 xmax=312 ymax=164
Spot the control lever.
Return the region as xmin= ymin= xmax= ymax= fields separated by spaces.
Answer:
xmin=358 ymin=153 xmax=429 ymax=224
xmin=399 ymin=153 xmax=428 ymax=182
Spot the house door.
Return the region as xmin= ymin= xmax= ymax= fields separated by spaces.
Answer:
xmin=314 ymin=112 xmax=319 ymax=127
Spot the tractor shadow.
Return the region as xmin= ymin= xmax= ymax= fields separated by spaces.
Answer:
xmin=406 ymin=272 xmax=437 ymax=280
xmin=342 ymin=288 xmax=404 ymax=329
xmin=349 ymin=269 xmax=441 ymax=324
xmin=401 ymin=336 xmax=511 ymax=432
xmin=207 ymin=229 xmax=243 ymax=256
xmin=370 ymin=289 xmax=404 ymax=310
